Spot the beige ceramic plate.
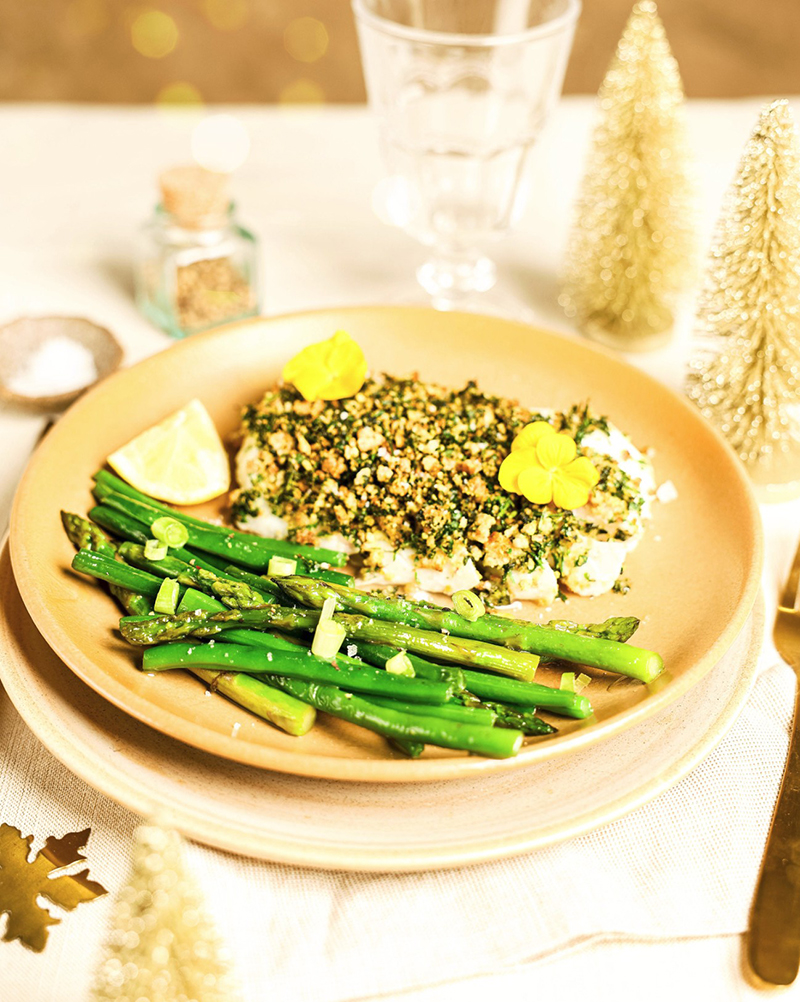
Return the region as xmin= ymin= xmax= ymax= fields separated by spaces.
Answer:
xmin=0 ymin=543 xmax=764 ymax=869
xmin=9 ymin=307 xmax=763 ymax=782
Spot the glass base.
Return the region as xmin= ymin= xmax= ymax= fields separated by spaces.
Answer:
xmin=401 ymin=253 xmax=536 ymax=322
xmin=417 ymin=255 xmax=496 ymax=301
xmin=390 ymin=283 xmax=536 ymax=323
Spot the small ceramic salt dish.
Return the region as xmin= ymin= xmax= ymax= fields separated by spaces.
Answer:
xmin=0 ymin=317 xmax=123 ymax=410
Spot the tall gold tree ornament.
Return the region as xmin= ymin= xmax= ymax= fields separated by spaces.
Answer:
xmin=686 ymin=99 xmax=800 ymax=498
xmin=92 ymin=823 xmax=241 ymax=1002
xmin=560 ymin=1 xmax=695 ymax=351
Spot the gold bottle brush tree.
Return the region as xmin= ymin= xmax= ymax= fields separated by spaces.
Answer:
xmin=91 ymin=822 xmax=241 ymax=1002
xmin=560 ymin=1 xmax=696 ymax=351
xmin=686 ymin=99 xmax=800 ymax=500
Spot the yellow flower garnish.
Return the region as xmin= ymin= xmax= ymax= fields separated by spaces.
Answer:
xmin=499 ymin=422 xmax=599 ymax=510
xmin=510 ymin=420 xmax=557 ymax=452
xmin=282 ymin=330 xmax=367 ymax=402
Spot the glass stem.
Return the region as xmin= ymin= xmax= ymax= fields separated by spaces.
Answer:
xmin=416 ymin=249 xmax=497 ymax=310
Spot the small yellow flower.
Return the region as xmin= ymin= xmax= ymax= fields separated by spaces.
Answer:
xmin=499 ymin=422 xmax=599 ymax=510
xmin=282 ymin=330 xmax=367 ymax=402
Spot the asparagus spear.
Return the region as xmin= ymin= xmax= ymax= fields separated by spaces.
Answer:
xmin=88 ymin=504 xmax=237 ymax=578
xmin=62 ymin=513 xmax=154 ymax=615
xmin=178 ymin=587 xmax=229 ymax=613
xmin=94 ymin=474 xmax=346 ymax=568
xmin=143 ymin=642 xmax=455 ymax=704
xmin=87 ymin=504 xmax=149 ymax=544
xmin=109 ymin=588 xmax=152 ymax=617
xmin=177 ymin=590 xmax=471 ymax=706
xmin=136 ymin=589 xmax=591 ymax=721
xmin=90 ymin=499 xmax=240 ymax=579
xmin=458 ymin=696 xmax=556 ymax=736
xmin=366 ymin=696 xmax=498 ymax=727
xmin=283 ymin=613 xmax=533 ymax=684
xmin=61 ymin=511 xmax=117 ymax=557
xmin=545 ymin=617 xmax=639 ymax=643
xmin=305 ymin=568 xmax=355 ymax=587
xmin=264 ymin=676 xmax=524 ymax=759
xmin=217 ymin=565 xmax=282 ymax=598
xmin=460 ymin=669 xmax=592 ymax=718
xmin=189 ymin=668 xmax=316 ymax=736
xmin=339 ymin=641 xmax=464 ymax=688
xmin=278 ymin=574 xmax=638 ymax=641
xmin=118 ymin=542 xmax=273 ymax=609
xmin=348 ymin=641 xmax=591 ymax=719
xmin=223 ymin=563 xmax=350 ymax=595
xmin=275 ymin=574 xmax=638 ymax=640
xmin=119 ymin=606 xmax=541 ymax=682
xmin=276 ymin=576 xmax=661 ymax=683
xmin=72 ymin=549 xmax=165 ymax=597
xmin=67 ymin=534 xmax=312 ymax=735
xmin=93 ymin=471 xmax=350 ymax=579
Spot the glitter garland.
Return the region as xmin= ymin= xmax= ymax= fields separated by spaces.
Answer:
xmin=686 ymin=100 xmax=800 ymax=488
xmin=560 ymin=1 xmax=696 ymax=351
xmin=91 ymin=823 xmax=241 ymax=1002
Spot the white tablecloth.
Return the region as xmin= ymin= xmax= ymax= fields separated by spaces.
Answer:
xmin=1 ymin=98 xmax=799 ymax=1001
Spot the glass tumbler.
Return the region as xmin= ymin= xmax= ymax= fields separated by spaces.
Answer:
xmin=353 ymin=0 xmax=580 ymax=312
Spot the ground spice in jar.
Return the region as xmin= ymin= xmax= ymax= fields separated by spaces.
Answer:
xmin=135 ymin=166 xmax=259 ymax=338
xmin=175 ymin=257 xmax=256 ymax=331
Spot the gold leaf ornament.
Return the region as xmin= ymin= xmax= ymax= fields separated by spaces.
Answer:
xmin=0 ymin=823 xmax=107 ymax=952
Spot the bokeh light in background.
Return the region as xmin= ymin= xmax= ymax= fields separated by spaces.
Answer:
xmin=278 ymin=79 xmax=326 ymax=105
xmin=0 ymin=2 xmax=795 ymax=103
xmin=191 ymin=113 xmax=251 ymax=172
xmin=203 ymin=0 xmax=249 ymax=33
xmin=130 ymin=9 xmax=179 ymax=59
xmin=0 ymin=1 xmax=365 ymax=103
xmin=283 ymin=17 xmax=329 ymax=64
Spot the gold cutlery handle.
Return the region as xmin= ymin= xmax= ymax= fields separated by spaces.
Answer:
xmin=749 ymin=681 xmax=800 ymax=985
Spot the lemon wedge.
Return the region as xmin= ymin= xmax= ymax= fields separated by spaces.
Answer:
xmin=107 ymin=399 xmax=230 ymax=504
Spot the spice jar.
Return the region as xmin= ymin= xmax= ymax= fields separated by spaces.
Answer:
xmin=135 ymin=166 xmax=259 ymax=339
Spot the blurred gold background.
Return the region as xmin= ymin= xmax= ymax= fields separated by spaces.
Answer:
xmin=0 ymin=0 xmax=798 ymax=103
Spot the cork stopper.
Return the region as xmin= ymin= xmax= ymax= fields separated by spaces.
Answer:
xmin=159 ymin=166 xmax=230 ymax=229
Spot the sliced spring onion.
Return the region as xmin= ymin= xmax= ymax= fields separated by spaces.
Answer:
xmin=268 ymin=556 xmax=297 ymax=577
xmin=385 ymin=652 xmax=415 ymax=677
xmin=575 ymin=673 xmax=592 ymax=693
xmin=151 ymin=516 xmax=189 ymax=549
xmin=320 ymin=596 xmax=337 ymax=623
xmin=154 ymin=578 xmax=180 ymax=615
xmin=144 ymin=538 xmax=168 ymax=561
xmin=452 ymin=589 xmax=485 ymax=623
xmin=559 ymin=671 xmax=576 ymax=692
xmin=311 ymin=619 xmax=347 ymax=659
